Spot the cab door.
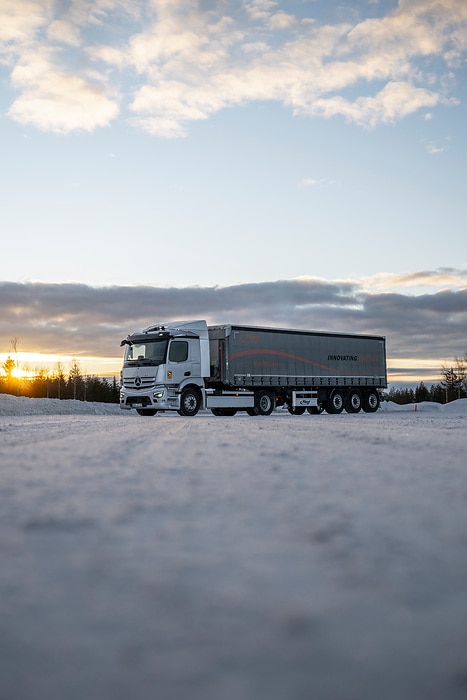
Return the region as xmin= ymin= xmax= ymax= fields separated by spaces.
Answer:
xmin=166 ymin=339 xmax=201 ymax=386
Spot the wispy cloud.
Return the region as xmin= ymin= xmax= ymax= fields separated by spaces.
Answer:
xmin=358 ymin=268 xmax=467 ymax=293
xmin=426 ymin=141 xmax=445 ymax=154
xmin=1 ymin=0 xmax=466 ymax=135
xmin=1 ymin=269 xmax=466 ymax=368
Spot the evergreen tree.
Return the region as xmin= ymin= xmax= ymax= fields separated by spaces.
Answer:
xmin=2 ymin=355 xmax=15 ymax=378
xmin=414 ymin=381 xmax=430 ymax=402
xmin=1 ymin=356 xmax=17 ymax=395
xmin=429 ymin=383 xmax=445 ymax=404
xmin=68 ymin=360 xmax=84 ymax=400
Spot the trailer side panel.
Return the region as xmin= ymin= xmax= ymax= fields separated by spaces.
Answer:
xmin=209 ymin=325 xmax=387 ymax=388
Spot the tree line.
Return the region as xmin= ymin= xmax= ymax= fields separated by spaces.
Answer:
xmin=0 ymin=358 xmax=119 ymax=404
xmin=383 ymin=352 xmax=467 ymax=405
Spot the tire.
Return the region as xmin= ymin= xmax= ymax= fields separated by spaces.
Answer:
xmin=178 ymin=387 xmax=201 ymax=416
xmin=345 ymin=390 xmax=362 ymax=414
xmin=211 ymin=408 xmax=237 ymax=416
xmin=288 ymin=406 xmax=306 ymax=415
xmin=307 ymin=406 xmax=324 ymax=415
xmin=363 ymin=389 xmax=380 ymax=413
xmin=325 ymin=389 xmax=344 ymax=414
xmin=255 ymin=390 xmax=275 ymax=416
xmin=136 ymin=409 xmax=158 ymax=416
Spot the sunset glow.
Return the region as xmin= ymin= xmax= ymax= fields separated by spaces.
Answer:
xmin=0 ymin=353 xmax=122 ymax=379
xmin=0 ymin=351 xmax=447 ymax=387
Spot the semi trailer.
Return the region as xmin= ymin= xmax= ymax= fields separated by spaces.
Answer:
xmin=120 ymin=320 xmax=387 ymax=417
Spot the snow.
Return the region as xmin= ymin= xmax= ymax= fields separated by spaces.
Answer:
xmin=1 ymin=395 xmax=467 ymax=700
xmin=0 ymin=393 xmax=122 ymax=416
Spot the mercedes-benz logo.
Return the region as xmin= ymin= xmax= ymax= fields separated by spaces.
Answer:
xmin=134 ymin=376 xmax=142 ymax=387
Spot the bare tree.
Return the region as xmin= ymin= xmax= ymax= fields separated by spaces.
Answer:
xmin=460 ymin=352 xmax=467 ymax=396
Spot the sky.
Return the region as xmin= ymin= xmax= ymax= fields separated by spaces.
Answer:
xmin=1 ymin=0 xmax=466 ymax=385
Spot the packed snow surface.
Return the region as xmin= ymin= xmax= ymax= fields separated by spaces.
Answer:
xmin=1 ymin=395 xmax=467 ymax=700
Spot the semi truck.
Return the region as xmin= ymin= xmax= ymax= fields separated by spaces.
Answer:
xmin=119 ymin=320 xmax=387 ymax=417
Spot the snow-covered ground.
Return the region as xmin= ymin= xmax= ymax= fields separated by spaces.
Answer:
xmin=1 ymin=395 xmax=467 ymax=700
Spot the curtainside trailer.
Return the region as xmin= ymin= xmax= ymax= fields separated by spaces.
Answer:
xmin=120 ymin=320 xmax=387 ymax=417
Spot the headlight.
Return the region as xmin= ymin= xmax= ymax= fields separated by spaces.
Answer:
xmin=153 ymin=391 xmax=164 ymax=398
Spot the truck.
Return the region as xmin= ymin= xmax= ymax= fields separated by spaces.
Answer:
xmin=119 ymin=320 xmax=387 ymax=417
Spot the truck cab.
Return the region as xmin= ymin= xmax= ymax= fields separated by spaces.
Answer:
xmin=120 ymin=321 xmax=209 ymax=415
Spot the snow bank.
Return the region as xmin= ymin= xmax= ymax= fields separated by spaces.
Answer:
xmin=0 ymin=393 xmax=121 ymax=416
xmin=381 ymin=398 xmax=467 ymax=414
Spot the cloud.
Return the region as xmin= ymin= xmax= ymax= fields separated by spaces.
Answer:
xmin=359 ymin=268 xmax=467 ymax=293
xmin=1 ymin=270 xmax=466 ymax=371
xmin=8 ymin=48 xmax=119 ymax=133
xmin=1 ymin=0 xmax=466 ymax=134
xmin=426 ymin=141 xmax=445 ymax=154
xmin=1 ymin=0 xmax=126 ymax=132
xmin=307 ymin=81 xmax=445 ymax=126
xmin=0 ymin=0 xmax=50 ymax=49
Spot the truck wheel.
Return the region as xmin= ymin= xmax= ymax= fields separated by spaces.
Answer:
xmin=288 ymin=406 xmax=306 ymax=415
xmin=345 ymin=390 xmax=362 ymax=413
xmin=363 ymin=389 xmax=380 ymax=413
xmin=307 ymin=406 xmax=324 ymax=414
xmin=178 ymin=387 xmax=201 ymax=416
xmin=325 ymin=389 xmax=344 ymax=414
xmin=255 ymin=390 xmax=275 ymax=416
xmin=136 ymin=409 xmax=158 ymax=416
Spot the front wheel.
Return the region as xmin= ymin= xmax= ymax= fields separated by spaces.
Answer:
xmin=254 ymin=390 xmax=275 ymax=416
xmin=178 ymin=387 xmax=201 ymax=416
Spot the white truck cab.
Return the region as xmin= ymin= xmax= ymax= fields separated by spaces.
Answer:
xmin=120 ymin=320 xmax=210 ymax=416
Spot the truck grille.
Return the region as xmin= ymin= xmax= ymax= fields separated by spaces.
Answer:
xmin=123 ymin=376 xmax=155 ymax=389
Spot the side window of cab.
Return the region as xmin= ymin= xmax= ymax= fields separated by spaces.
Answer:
xmin=168 ymin=341 xmax=189 ymax=363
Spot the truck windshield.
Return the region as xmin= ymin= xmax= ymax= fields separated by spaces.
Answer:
xmin=124 ymin=339 xmax=168 ymax=366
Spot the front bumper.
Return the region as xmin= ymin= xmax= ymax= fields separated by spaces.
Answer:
xmin=120 ymin=386 xmax=180 ymax=411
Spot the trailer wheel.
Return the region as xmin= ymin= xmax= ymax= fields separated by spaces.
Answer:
xmin=255 ymin=390 xmax=275 ymax=416
xmin=178 ymin=387 xmax=201 ymax=416
xmin=363 ymin=389 xmax=380 ymax=413
xmin=288 ymin=406 xmax=306 ymax=415
xmin=307 ymin=406 xmax=324 ymax=415
xmin=345 ymin=390 xmax=362 ymax=413
xmin=136 ymin=409 xmax=158 ymax=416
xmin=325 ymin=389 xmax=344 ymax=414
